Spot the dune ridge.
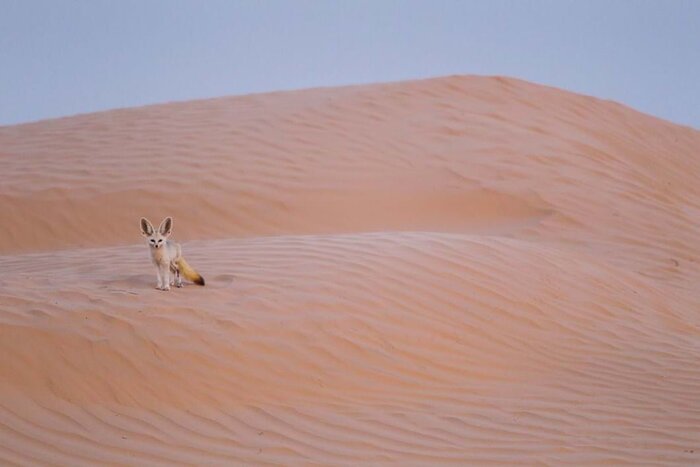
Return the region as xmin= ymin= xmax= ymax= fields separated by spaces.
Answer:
xmin=2 ymin=75 xmax=700 ymax=464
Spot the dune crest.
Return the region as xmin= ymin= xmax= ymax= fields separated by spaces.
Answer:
xmin=2 ymin=75 xmax=700 ymax=464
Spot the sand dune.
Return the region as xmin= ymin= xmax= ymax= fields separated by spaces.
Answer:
xmin=1 ymin=75 xmax=700 ymax=464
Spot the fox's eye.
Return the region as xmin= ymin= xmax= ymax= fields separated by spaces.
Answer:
xmin=158 ymin=239 xmax=163 ymax=243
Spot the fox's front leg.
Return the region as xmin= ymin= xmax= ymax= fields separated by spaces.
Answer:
xmin=155 ymin=267 xmax=164 ymax=290
xmin=160 ymin=263 xmax=171 ymax=291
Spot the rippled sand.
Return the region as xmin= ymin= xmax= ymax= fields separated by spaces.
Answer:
xmin=1 ymin=75 xmax=700 ymax=465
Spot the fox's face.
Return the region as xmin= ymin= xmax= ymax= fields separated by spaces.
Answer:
xmin=140 ymin=217 xmax=172 ymax=249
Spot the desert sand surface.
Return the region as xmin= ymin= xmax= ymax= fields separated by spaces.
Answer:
xmin=1 ymin=75 xmax=700 ymax=465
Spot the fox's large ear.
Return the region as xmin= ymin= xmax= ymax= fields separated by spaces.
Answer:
xmin=140 ymin=218 xmax=154 ymax=236
xmin=159 ymin=217 xmax=173 ymax=237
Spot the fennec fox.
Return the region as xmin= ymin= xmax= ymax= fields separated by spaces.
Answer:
xmin=140 ymin=217 xmax=205 ymax=291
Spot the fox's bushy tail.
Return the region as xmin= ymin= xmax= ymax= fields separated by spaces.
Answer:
xmin=176 ymin=257 xmax=205 ymax=286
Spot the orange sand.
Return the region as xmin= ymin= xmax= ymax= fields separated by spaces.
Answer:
xmin=1 ymin=75 xmax=700 ymax=464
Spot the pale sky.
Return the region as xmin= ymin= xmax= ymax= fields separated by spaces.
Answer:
xmin=1 ymin=0 xmax=698 ymax=128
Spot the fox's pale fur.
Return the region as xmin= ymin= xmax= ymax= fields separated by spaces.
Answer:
xmin=140 ymin=217 xmax=205 ymax=291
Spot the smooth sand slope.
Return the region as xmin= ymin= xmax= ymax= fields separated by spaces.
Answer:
xmin=1 ymin=75 xmax=700 ymax=465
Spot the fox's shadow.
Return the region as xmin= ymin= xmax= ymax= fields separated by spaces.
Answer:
xmin=102 ymin=273 xmax=234 ymax=290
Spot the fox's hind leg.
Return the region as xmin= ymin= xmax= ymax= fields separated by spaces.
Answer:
xmin=171 ymin=262 xmax=183 ymax=288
